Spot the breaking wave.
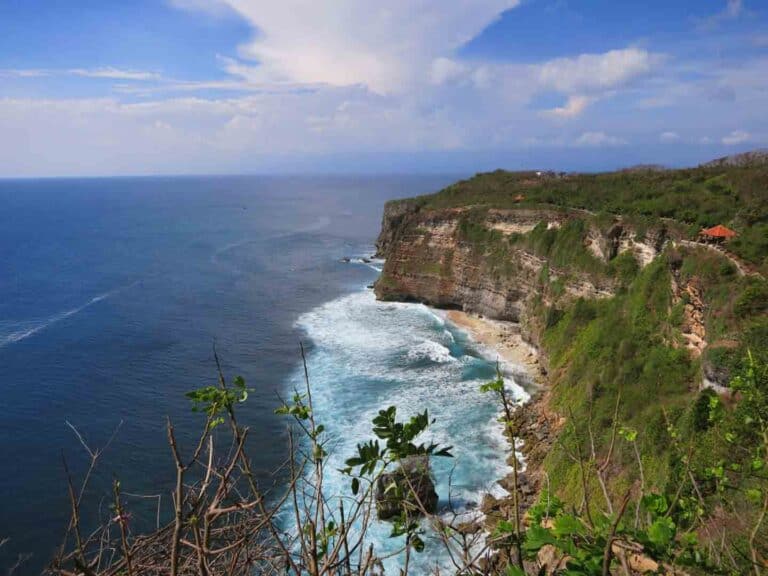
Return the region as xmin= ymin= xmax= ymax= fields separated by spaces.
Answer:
xmin=289 ymin=288 xmax=528 ymax=572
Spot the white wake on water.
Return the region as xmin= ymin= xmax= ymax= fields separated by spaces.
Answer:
xmin=0 ymin=282 xmax=136 ymax=348
xmin=289 ymin=288 xmax=528 ymax=572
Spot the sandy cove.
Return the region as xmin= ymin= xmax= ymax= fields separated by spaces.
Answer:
xmin=444 ymin=310 xmax=544 ymax=387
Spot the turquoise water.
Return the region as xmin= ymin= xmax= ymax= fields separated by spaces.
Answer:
xmin=292 ymin=288 xmax=529 ymax=572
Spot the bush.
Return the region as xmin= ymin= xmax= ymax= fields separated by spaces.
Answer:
xmin=692 ymin=389 xmax=717 ymax=432
xmin=735 ymin=280 xmax=768 ymax=317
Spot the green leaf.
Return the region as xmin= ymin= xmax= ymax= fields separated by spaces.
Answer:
xmin=552 ymin=514 xmax=585 ymax=537
xmin=351 ymin=477 xmax=360 ymax=496
xmin=480 ymin=378 xmax=504 ymax=394
xmin=641 ymin=493 xmax=669 ymax=517
xmin=523 ymin=525 xmax=555 ymax=553
xmin=493 ymin=520 xmax=516 ymax=536
xmin=618 ymin=426 xmax=638 ymax=442
xmin=747 ymin=488 xmax=763 ymax=503
xmin=410 ymin=535 xmax=425 ymax=553
xmin=647 ymin=517 xmax=676 ymax=550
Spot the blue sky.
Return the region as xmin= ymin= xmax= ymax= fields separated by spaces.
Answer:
xmin=0 ymin=0 xmax=766 ymax=176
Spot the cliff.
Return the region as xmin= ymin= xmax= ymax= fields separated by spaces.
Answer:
xmin=371 ymin=161 xmax=768 ymax=570
xmin=374 ymin=160 xmax=767 ymax=382
xmin=374 ymin=202 xmax=666 ymax=339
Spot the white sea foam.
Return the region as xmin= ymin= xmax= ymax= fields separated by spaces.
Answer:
xmin=288 ymin=288 xmax=528 ymax=572
xmin=347 ymin=252 xmax=384 ymax=272
xmin=406 ymin=340 xmax=455 ymax=364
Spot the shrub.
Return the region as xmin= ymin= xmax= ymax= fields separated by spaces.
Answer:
xmin=735 ymin=280 xmax=768 ymax=317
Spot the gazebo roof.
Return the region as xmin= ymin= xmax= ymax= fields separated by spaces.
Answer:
xmin=700 ymin=224 xmax=737 ymax=238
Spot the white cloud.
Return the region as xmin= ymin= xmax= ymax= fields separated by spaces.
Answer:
xmin=3 ymin=2 xmax=768 ymax=175
xmin=523 ymin=131 xmax=628 ymax=148
xmin=660 ymin=131 xmax=680 ymax=142
xmin=69 ymin=67 xmax=161 ymax=81
xmin=430 ymin=58 xmax=467 ymax=85
xmin=573 ymin=131 xmax=627 ymax=148
xmin=0 ymin=69 xmax=50 ymax=78
xmin=0 ymin=67 xmax=160 ymax=81
xmin=188 ymin=0 xmax=519 ymax=93
xmin=722 ymin=130 xmax=751 ymax=145
xmin=697 ymin=0 xmax=744 ymax=29
xmin=536 ymin=48 xmax=662 ymax=94
xmin=541 ymin=95 xmax=594 ymax=119
xmin=0 ymin=89 xmax=479 ymax=175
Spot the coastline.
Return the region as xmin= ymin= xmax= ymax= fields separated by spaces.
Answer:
xmin=440 ymin=308 xmax=560 ymax=544
xmin=443 ymin=310 xmax=544 ymax=388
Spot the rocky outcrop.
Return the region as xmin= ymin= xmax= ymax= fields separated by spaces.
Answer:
xmin=484 ymin=208 xmax=569 ymax=236
xmin=671 ymin=274 xmax=707 ymax=359
xmin=670 ymin=266 xmax=736 ymax=392
xmin=375 ymin=455 xmax=438 ymax=520
xmin=586 ymin=223 xmax=668 ymax=267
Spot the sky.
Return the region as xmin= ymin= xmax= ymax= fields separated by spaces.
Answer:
xmin=0 ymin=0 xmax=766 ymax=176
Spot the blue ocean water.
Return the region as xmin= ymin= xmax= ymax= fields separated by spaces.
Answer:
xmin=0 ymin=175 xmax=526 ymax=573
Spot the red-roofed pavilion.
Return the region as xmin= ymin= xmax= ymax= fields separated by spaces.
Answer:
xmin=699 ymin=225 xmax=737 ymax=244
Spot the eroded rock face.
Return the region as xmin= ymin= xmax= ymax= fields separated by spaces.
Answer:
xmin=374 ymin=199 xmax=421 ymax=258
xmin=671 ymin=273 xmax=707 ymax=359
xmin=374 ymin=205 xmax=615 ymax=325
xmin=375 ymin=455 xmax=438 ymax=520
xmin=585 ymin=223 xmax=668 ymax=267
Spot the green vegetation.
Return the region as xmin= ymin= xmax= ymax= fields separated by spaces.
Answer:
xmin=542 ymin=257 xmax=695 ymax=495
xmin=367 ymin=158 xmax=768 ymax=572
xmin=400 ymin=163 xmax=768 ymax=272
xmin=520 ymin=219 xmax=607 ymax=277
xmin=454 ymin=211 xmax=609 ymax=282
xmin=476 ymin=355 xmax=768 ymax=575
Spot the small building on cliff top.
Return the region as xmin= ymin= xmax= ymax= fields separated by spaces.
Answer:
xmin=698 ymin=224 xmax=737 ymax=244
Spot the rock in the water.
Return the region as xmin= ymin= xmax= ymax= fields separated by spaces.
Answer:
xmin=376 ymin=455 xmax=438 ymax=520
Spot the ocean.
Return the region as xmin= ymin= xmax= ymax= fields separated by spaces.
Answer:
xmin=0 ymin=175 xmax=527 ymax=573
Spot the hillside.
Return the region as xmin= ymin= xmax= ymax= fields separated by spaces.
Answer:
xmin=374 ymin=155 xmax=768 ymax=574
xmin=382 ymin=162 xmax=768 ymax=275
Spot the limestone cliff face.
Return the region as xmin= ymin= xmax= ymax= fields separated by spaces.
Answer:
xmin=585 ymin=222 xmax=668 ymax=267
xmin=375 ymin=208 xmax=532 ymax=322
xmin=374 ymin=199 xmax=423 ymax=258
xmin=374 ymin=202 xmax=666 ymax=331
